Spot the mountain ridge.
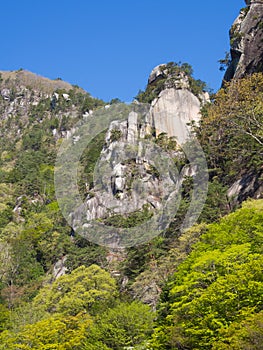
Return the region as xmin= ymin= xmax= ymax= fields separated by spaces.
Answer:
xmin=0 ymin=1 xmax=262 ymax=348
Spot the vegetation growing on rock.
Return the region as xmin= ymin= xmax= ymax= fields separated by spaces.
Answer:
xmin=135 ymin=62 xmax=208 ymax=104
xmin=0 ymin=2 xmax=263 ymax=344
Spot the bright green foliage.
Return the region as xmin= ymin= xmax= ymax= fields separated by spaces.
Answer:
xmin=33 ymin=265 xmax=117 ymax=316
xmin=212 ymin=311 xmax=263 ymax=349
xmin=0 ymin=68 xmax=262 ymax=350
xmin=0 ymin=304 xmax=10 ymax=331
xmin=0 ymin=268 xmax=155 ymax=350
xmin=86 ymin=301 xmax=155 ymax=349
xmin=151 ymin=200 xmax=263 ymax=349
xmin=0 ymin=312 xmax=92 ymax=350
xmin=197 ymin=73 xmax=263 ymax=183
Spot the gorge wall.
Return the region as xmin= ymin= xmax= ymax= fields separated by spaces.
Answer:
xmin=224 ymin=0 xmax=263 ymax=81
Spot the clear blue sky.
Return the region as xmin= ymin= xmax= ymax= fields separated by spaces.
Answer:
xmin=1 ymin=0 xmax=244 ymax=102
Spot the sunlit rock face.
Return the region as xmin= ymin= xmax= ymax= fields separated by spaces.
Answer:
xmin=62 ymin=60 xmax=212 ymax=249
xmin=83 ymin=110 xmax=173 ymax=222
xmin=146 ymin=64 xmax=209 ymax=143
xmin=146 ymin=88 xmax=202 ymax=144
xmin=223 ymin=0 xmax=263 ymax=82
xmin=79 ymin=75 xmax=209 ymax=236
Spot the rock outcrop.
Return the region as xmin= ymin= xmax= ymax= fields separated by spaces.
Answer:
xmin=83 ymin=109 xmax=175 ymax=222
xmin=148 ymin=63 xmax=190 ymax=90
xmin=222 ymin=1 xmax=263 ymax=204
xmin=223 ymin=0 xmax=263 ymax=81
xmin=148 ymin=64 xmax=167 ymax=85
xmin=227 ymin=170 xmax=263 ymax=205
xmin=146 ymin=88 xmax=203 ymax=144
xmin=53 ymin=256 xmax=68 ymax=280
xmin=0 ymin=69 xmax=101 ymax=145
xmin=72 ymin=67 xmax=209 ymax=247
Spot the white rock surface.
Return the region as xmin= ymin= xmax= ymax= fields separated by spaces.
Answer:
xmin=127 ymin=111 xmax=138 ymax=143
xmin=147 ymin=88 xmax=201 ymax=144
xmin=62 ymin=93 xmax=70 ymax=100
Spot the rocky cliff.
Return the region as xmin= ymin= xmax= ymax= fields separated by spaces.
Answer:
xmin=67 ymin=65 xmax=209 ymax=248
xmin=223 ymin=0 xmax=263 ymax=81
xmin=0 ymin=67 xmax=209 ymax=250
xmin=0 ymin=69 xmax=105 ymax=151
xmin=221 ymin=0 xmax=263 ymax=203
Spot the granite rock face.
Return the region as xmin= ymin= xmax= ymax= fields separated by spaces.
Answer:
xmin=223 ymin=0 xmax=263 ymax=81
xmin=83 ymin=110 xmax=175 ymax=223
xmin=0 ymin=70 xmax=87 ymax=143
xmin=146 ymin=88 xmax=203 ymax=144
xmin=77 ymin=82 xmax=209 ymax=243
xmin=144 ymin=64 xmax=209 ymax=142
xmin=227 ymin=170 xmax=263 ymax=205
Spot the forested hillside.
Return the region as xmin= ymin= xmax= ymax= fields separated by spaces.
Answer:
xmin=0 ymin=68 xmax=262 ymax=349
xmin=0 ymin=2 xmax=262 ymax=348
